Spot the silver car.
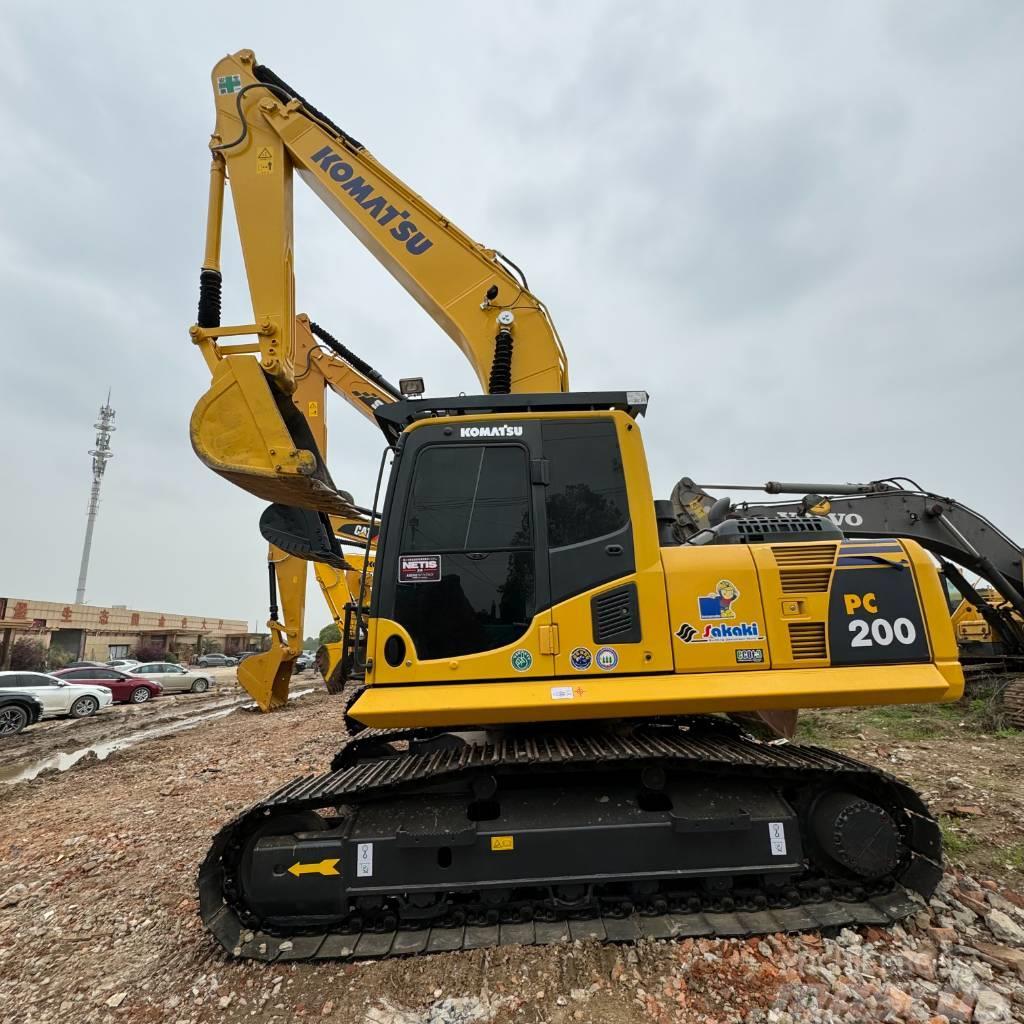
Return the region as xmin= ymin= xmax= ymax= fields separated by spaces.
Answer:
xmin=132 ymin=662 xmax=214 ymax=694
xmin=0 ymin=670 xmax=113 ymax=719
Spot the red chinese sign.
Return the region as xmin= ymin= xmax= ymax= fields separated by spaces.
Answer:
xmin=61 ymin=606 xmax=72 ymax=621
xmin=130 ymin=613 xmax=140 ymax=626
xmin=14 ymin=601 xmax=28 ymax=620
xmin=98 ymin=610 xmax=109 ymax=625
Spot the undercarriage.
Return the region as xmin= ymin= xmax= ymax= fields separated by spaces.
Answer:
xmin=199 ymin=718 xmax=941 ymax=961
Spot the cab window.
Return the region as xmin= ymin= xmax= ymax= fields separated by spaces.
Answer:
xmin=395 ymin=444 xmax=535 ymax=660
xmin=543 ymin=421 xmax=629 ymax=547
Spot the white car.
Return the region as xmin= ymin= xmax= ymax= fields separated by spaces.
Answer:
xmin=131 ymin=662 xmax=214 ymax=694
xmin=0 ymin=671 xmax=113 ymax=719
xmin=107 ymin=658 xmax=141 ymax=672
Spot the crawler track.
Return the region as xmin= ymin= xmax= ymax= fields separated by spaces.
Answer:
xmin=198 ymin=723 xmax=941 ymax=962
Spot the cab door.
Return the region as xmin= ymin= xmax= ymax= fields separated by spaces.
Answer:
xmin=371 ymin=420 xmax=555 ymax=683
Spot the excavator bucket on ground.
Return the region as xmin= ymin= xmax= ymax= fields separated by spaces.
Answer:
xmin=237 ymin=647 xmax=293 ymax=712
xmin=189 ymin=356 xmax=356 ymax=517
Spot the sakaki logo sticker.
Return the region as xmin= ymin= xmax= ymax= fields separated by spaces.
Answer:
xmin=595 ymin=647 xmax=618 ymax=671
xmin=511 ymin=649 xmax=533 ymax=672
xmin=677 ymin=621 xmax=762 ymax=644
xmin=399 ymin=555 xmax=441 ymax=582
xmin=569 ymin=647 xmax=592 ymax=671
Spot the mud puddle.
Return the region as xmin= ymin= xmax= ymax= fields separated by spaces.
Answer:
xmin=0 ymin=687 xmax=315 ymax=785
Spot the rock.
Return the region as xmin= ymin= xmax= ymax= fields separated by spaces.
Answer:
xmin=904 ymin=949 xmax=937 ymax=980
xmin=973 ymin=989 xmax=1012 ymax=1023
xmin=0 ymin=883 xmax=28 ymax=908
xmin=105 ymin=992 xmax=127 ymax=1008
xmin=935 ymin=992 xmax=973 ymax=1022
xmin=986 ymin=909 xmax=1024 ymax=945
xmin=929 ymin=927 xmax=958 ymax=944
xmin=958 ymin=892 xmax=992 ymax=917
xmin=927 ymin=1017 xmax=951 ymax=1024
xmin=947 ymin=776 xmax=966 ymax=788
xmin=883 ymin=984 xmax=914 ymax=1016
xmin=981 ymin=880 xmax=998 ymax=891
xmin=218 ymin=995 xmax=232 ymax=1009
xmin=950 ymin=805 xmax=985 ymax=817
xmin=971 ymin=940 xmax=1024 ymax=979
xmin=987 ymin=892 xmax=1024 ymax=920
xmin=321 ymin=1000 xmax=333 ymax=1015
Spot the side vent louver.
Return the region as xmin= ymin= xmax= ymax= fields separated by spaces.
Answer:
xmin=772 ymin=543 xmax=837 ymax=593
xmin=789 ymin=622 xmax=827 ymax=660
xmin=591 ymin=583 xmax=641 ymax=644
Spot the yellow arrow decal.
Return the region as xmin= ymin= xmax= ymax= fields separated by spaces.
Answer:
xmin=287 ymin=858 xmax=340 ymax=877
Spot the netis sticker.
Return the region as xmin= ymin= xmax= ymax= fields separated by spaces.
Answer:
xmin=399 ymin=554 xmax=440 ymax=582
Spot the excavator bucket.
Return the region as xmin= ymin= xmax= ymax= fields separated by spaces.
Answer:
xmin=237 ymin=647 xmax=293 ymax=712
xmin=190 ymin=357 xmax=355 ymax=516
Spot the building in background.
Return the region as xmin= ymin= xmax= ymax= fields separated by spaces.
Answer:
xmin=0 ymin=597 xmax=266 ymax=667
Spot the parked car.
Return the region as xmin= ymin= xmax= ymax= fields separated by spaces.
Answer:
xmin=294 ymin=652 xmax=316 ymax=671
xmin=0 ymin=689 xmax=45 ymax=736
xmin=0 ymin=671 xmax=113 ymax=719
xmin=235 ymin=651 xmax=260 ymax=664
xmin=66 ymin=660 xmax=105 ymax=668
xmin=131 ymin=662 xmax=214 ymax=694
xmin=107 ymin=658 xmax=141 ymax=672
xmin=54 ymin=667 xmax=163 ymax=704
xmin=195 ymin=653 xmax=237 ymax=667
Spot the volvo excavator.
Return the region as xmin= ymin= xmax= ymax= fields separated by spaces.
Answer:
xmin=189 ymin=51 xmax=965 ymax=961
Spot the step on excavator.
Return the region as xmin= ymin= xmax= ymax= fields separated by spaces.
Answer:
xmin=189 ymin=51 xmax=964 ymax=961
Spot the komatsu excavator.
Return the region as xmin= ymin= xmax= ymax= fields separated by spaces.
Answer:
xmin=190 ymin=51 xmax=964 ymax=961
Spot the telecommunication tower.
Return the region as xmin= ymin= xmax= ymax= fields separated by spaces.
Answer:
xmin=75 ymin=392 xmax=116 ymax=604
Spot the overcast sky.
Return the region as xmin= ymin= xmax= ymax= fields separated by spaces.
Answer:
xmin=1 ymin=2 xmax=1022 ymax=633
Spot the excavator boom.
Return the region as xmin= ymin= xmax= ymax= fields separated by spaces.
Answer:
xmin=190 ymin=50 xmax=566 ymax=516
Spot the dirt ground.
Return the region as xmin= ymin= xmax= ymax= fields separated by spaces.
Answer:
xmin=1 ymin=690 xmax=1023 ymax=1024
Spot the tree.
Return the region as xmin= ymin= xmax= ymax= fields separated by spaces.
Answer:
xmin=319 ymin=623 xmax=341 ymax=645
xmin=10 ymin=639 xmax=46 ymax=671
xmin=302 ymin=636 xmax=319 ymax=651
xmin=134 ymin=644 xmax=169 ymax=662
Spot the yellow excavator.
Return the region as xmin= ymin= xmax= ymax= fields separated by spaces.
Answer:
xmin=191 ymin=51 xmax=964 ymax=960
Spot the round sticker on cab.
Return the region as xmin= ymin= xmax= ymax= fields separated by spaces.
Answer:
xmin=569 ymin=647 xmax=592 ymax=671
xmin=595 ymin=647 xmax=618 ymax=671
xmin=510 ymin=649 xmax=533 ymax=672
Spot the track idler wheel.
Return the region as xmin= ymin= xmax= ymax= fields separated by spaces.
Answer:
xmin=810 ymin=791 xmax=902 ymax=880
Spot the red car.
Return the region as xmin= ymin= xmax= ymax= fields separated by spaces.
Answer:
xmin=54 ymin=666 xmax=163 ymax=704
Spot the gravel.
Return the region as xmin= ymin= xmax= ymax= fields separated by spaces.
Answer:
xmin=1 ymin=690 xmax=1023 ymax=1024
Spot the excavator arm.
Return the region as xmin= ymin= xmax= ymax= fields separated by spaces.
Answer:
xmin=237 ymin=316 xmax=394 ymax=709
xmin=190 ymin=49 xmax=567 ymax=518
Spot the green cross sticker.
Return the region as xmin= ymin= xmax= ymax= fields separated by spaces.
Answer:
xmin=511 ymin=649 xmax=533 ymax=673
xmin=218 ymin=75 xmax=242 ymax=95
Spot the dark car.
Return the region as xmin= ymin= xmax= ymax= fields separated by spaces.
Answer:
xmin=0 ymin=689 xmax=45 ymax=736
xmin=54 ymin=667 xmax=164 ymax=705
